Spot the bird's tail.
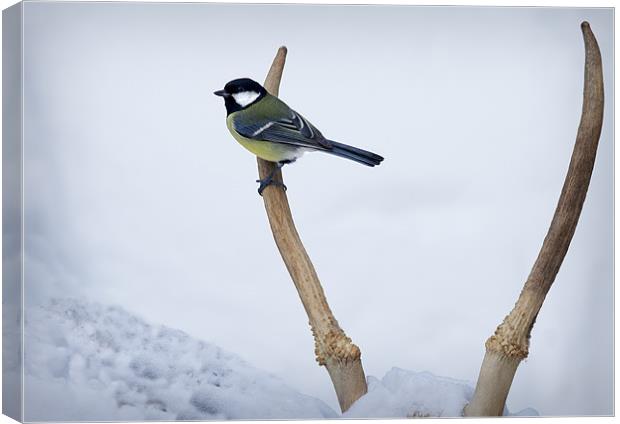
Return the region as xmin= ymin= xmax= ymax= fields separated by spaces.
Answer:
xmin=327 ymin=141 xmax=384 ymax=167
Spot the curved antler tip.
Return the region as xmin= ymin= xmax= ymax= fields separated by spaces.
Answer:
xmin=581 ymin=21 xmax=591 ymax=30
xmin=278 ymin=46 xmax=288 ymax=53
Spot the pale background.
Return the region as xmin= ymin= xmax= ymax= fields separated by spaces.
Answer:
xmin=22 ymin=2 xmax=613 ymax=416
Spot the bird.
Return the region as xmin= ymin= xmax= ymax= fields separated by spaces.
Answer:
xmin=214 ymin=78 xmax=384 ymax=195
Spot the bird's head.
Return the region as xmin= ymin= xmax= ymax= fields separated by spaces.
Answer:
xmin=214 ymin=78 xmax=267 ymax=114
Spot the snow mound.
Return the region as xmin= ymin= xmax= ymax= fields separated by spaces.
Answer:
xmin=344 ymin=367 xmax=539 ymax=418
xmin=344 ymin=367 xmax=473 ymax=417
xmin=24 ymin=298 xmax=337 ymax=421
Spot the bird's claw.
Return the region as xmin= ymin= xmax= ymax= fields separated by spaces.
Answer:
xmin=257 ymin=179 xmax=287 ymax=196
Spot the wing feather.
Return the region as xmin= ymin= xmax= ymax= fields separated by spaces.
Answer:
xmin=231 ymin=96 xmax=332 ymax=150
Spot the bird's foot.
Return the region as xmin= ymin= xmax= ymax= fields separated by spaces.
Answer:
xmin=256 ymin=178 xmax=287 ymax=196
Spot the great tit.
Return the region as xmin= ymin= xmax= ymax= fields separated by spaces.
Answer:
xmin=214 ymin=78 xmax=384 ymax=195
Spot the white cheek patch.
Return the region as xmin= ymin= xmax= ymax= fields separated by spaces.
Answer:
xmin=232 ymin=91 xmax=260 ymax=107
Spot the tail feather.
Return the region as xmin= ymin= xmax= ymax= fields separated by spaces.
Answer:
xmin=327 ymin=141 xmax=384 ymax=167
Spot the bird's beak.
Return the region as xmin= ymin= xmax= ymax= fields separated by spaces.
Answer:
xmin=213 ymin=89 xmax=229 ymax=97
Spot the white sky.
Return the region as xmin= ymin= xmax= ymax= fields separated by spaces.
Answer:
xmin=21 ymin=2 xmax=613 ymax=416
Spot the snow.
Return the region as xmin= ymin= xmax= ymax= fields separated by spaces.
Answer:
xmin=344 ymin=369 xmax=473 ymax=418
xmin=24 ymin=298 xmax=337 ymax=421
xmin=344 ymin=369 xmax=538 ymax=418
xmin=23 ymin=298 xmax=537 ymax=420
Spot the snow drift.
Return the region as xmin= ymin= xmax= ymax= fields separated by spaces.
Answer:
xmin=24 ymin=298 xmax=337 ymax=421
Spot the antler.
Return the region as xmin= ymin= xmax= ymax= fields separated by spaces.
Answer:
xmin=257 ymin=47 xmax=368 ymax=412
xmin=464 ymin=21 xmax=604 ymax=416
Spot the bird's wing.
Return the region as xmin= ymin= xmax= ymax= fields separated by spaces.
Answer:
xmin=232 ymin=96 xmax=333 ymax=150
